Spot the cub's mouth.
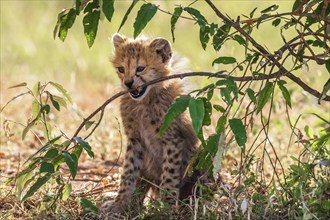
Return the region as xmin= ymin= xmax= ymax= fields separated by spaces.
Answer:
xmin=129 ymin=86 xmax=147 ymax=99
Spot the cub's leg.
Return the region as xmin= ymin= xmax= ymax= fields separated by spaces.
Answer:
xmin=101 ymin=139 xmax=143 ymax=213
xmin=160 ymin=140 xmax=185 ymax=205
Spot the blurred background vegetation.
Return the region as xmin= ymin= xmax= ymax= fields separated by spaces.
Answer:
xmin=1 ymin=1 xmax=300 ymax=84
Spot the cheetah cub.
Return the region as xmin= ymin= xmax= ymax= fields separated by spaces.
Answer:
xmin=101 ymin=34 xmax=199 ymax=213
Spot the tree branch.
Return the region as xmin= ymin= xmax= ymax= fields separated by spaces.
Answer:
xmin=71 ymin=90 xmax=127 ymax=140
xmin=70 ymin=71 xmax=329 ymax=143
xmin=204 ymin=0 xmax=329 ymax=99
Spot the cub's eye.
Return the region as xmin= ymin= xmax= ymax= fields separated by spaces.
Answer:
xmin=117 ymin=67 xmax=125 ymax=74
xmin=136 ymin=66 xmax=145 ymax=72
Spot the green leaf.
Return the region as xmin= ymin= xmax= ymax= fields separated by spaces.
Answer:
xmin=277 ymin=80 xmax=292 ymax=108
xmin=325 ymin=59 xmax=330 ymax=74
xmin=133 ymin=3 xmax=158 ymax=38
xmin=196 ymin=151 xmax=212 ymax=170
xmin=80 ymin=198 xmax=99 ymax=214
xmin=15 ymin=172 xmax=34 ymax=200
xmin=194 ymin=83 xmax=215 ymax=96
xmin=220 ymin=88 xmax=232 ymax=105
xmin=44 ymin=148 xmax=59 ymax=159
xmin=74 ymin=137 xmax=94 ymax=158
xmin=216 ymin=115 xmax=227 ymax=133
xmin=53 ymin=10 xmax=67 ymax=39
xmin=42 ymin=104 xmax=51 ymax=114
xmin=21 ymin=173 xmax=51 ymax=202
xmin=233 ymin=34 xmax=246 ymax=46
xmin=75 ymin=0 xmax=81 ymax=14
xmin=189 ymin=98 xmax=205 ymax=134
xmin=49 ymin=82 xmax=72 ymax=103
xmin=83 ymin=0 xmax=99 ymax=13
xmin=49 ymin=93 xmax=60 ymax=111
xmin=32 ymin=82 xmax=41 ymax=97
xmin=83 ymin=9 xmax=100 ymax=47
xmin=202 ymin=98 xmax=212 ymax=126
xmin=260 ymin=4 xmax=279 ymax=14
xmin=205 ymin=134 xmax=221 ymax=156
xmin=63 ymin=152 xmax=78 ymax=179
xmin=246 ymin=88 xmax=257 ymax=103
xmin=200 ymin=25 xmax=210 ymax=50
xmin=326 ymin=2 xmax=330 ymax=16
xmin=52 ymin=155 xmax=65 ymax=168
xmin=118 ymin=0 xmax=138 ymax=32
xmin=249 ymin=53 xmax=260 ymax=65
xmin=318 ymin=78 xmax=330 ymax=103
xmin=32 ymin=100 xmax=40 ymax=119
xmin=8 ymin=82 xmax=27 ymax=89
xmin=226 ymin=77 xmax=238 ymax=100
xmin=306 ymin=39 xmax=314 ymax=45
xmin=72 ymin=144 xmax=83 ymax=159
xmin=296 ymin=46 xmax=305 ymax=62
xmin=102 ymin=0 xmax=114 ymax=22
xmin=171 ymin=7 xmax=183 ymax=42
xmin=216 ymin=79 xmax=227 ymax=87
xmin=304 ymin=125 xmax=314 ymax=139
xmin=40 ymin=162 xmax=55 ymax=173
xmin=312 ymin=40 xmax=325 ymax=48
xmin=249 ymin=7 xmax=258 ymax=18
xmin=16 ymin=158 xmax=41 ymax=179
xmin=160 ymin=96 xmax=190 ymax=135
xmin=212 ymin=56 xmax=236 ymax=66
xmin=26 ymin=135 xmax=62 ymax=162
xmin=61 ymin=184 xmax=72 ymax=201
xmin=58 ymin=9 xmax=77 ymax=42
xmin=272 ymin=18 xmax=281 ymax=27
xmin=52 ymin=95 xmax=67 ymax=109
xmin=292 ymin=0 xmax=301 ymax=12
xmin=256 ymin=82 xmax=274 ymax=114
xmin=213 ymin=104 xmax=226 ymax=113
xmin=22 ymin=119 xmax=37 ymax=140
xmin=213 ymin=24 xmax=231 ymax=51
xmin=207 ymin=88 xmax=214 ymax=100
xmin=85 ymin=120 xmax=95 ymax=130
xmin=209 ymin=22 xmax=218 ymax=35
xmin=229 ymin=118 xmax=247 ymax=147
xmin=184 ymin=7 xmax=207 ymax=26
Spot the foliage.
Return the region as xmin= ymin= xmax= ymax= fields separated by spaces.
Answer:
xmin=281 ymin=120 xmax=330 ymax=218
xmin=2 ymin=0 xmax=330 ymax=218
xmin=2 ymin=82 xmax=97 ymax=214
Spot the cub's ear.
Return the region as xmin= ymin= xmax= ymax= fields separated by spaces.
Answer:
xmin=112 ymin=33 xmax=127 ymax=48
xmin=149 ymin=38 xmax=172 ymax=63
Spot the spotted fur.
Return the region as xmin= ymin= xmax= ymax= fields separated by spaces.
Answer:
xmin=101 ymin=34 xmax=198 ymax=214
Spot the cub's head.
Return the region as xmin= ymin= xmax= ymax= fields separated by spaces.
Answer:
xmin=112 ymin=34 xmax=172 ymax=100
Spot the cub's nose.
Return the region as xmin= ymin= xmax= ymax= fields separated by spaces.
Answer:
xmin=124 ymin=80 xmax=134 ymax=89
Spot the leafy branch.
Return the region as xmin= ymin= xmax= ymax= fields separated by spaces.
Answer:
xmin=71 ymin=70 xmax=330 ymax=144
xmin=204 ymin=0 xmax=329 ymax=102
